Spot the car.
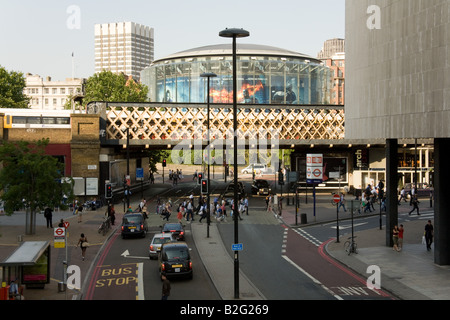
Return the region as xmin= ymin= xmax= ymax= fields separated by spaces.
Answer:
xmin=251 ymin=179 xmax=272 ymax=195
xmin=161 ymin=222 xmax=185 ymax=241
xmin=121 ymin=213 xmax=148 ymax=238
xmin=149 ymin=233 xmax=176 ymax=259
xmin=241 ymin=164 xmax=270 ymax=174
xmin=159 ymin=242 xmax=193 ymax=280
xmin=403 ymin=183 xmax=433 ymax=198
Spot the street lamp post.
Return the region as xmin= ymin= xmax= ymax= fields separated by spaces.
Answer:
xmin=200 ymin=72 xmax=217 ymax=239
xmin=219 ymin=27 xmax=250 ymax=300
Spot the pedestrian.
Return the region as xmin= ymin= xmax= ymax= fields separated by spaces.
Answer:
xmin=58 ymin=219 xmax=64 ymax=227
xmin=76 ymin=233 xmax=89 ymax=261
xmin=338 ymin=193 xmax=347 ymax=213
xmin=199 ymin=203 xmax=207 ymax=223
xmin=177 ymin=206 xmax=183 ymax=223
xmin=44 ymin=207 xmax=53 ymax=228
xmin=108 ymin=205 xmax=116 ymax=225
xmin=392 ymin=225 xmax=400 ymax=252
xmin=409 ymin=195 xmax=420 ymax=215
xmin=398 ymin=187 xmax=407 ymax=204
xmin=244 ymin=197 xmax=249 ymax=215
xmin=161 ymin=274 xmax=171 ymax=300
xmin=77 ymin=203 xmax=83 ymax=223
xmin=398 ymin=224 xmax=404 ymax=251
xmin=424 ymin=220 xmax=434 ymax=251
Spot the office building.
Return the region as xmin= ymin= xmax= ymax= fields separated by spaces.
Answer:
xmin=94 ymin=22 xmax=154 ymax=81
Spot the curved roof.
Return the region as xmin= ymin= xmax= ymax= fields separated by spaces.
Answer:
xmin=153 ymin=43 xmax=320 ymax=64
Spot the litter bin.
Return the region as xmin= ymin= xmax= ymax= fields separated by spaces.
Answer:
xmin=58 ymin=282 xmax=66 ymax=293
xmin=300 ymin=213 xmax=307 ymax=224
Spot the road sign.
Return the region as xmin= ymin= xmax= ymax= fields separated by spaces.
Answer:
xmin=232 ymin=243 xmax=243 ymax=251
xmin=64 ymin=221 xmax=70 ymax=229
xmin=333 ymin=194 xmax=341 ymax=203
xmin=136 ymin=168 xmax=144 ymax=181
xmin=306 ymin=153 xmax=323 ymax=184
xmin=54 ymin=227 xmax=65 ymax=248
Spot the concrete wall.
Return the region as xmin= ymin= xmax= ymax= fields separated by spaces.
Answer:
xmin=345 ymin=0 xmax=450 ymax=140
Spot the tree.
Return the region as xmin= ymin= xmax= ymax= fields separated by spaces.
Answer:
xmin=0 ymin=65 xmax=30 ymax=108
xmin=0 ymin=138 xmax=74 ymax=234
xmin=83 ymin=70 xmax=149 ymax=105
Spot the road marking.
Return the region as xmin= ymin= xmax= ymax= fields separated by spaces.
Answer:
xmin=121 ymin=250 xmax=150 ymax=260
xmin=281 ymin=255 xmax=342 ymax=300
xmin=330 ymin=222 xmax=368 ymax=230
xmin=137 ymin=262 xmax=144 ymax=300
xmin=293 ymin=228 xmax=322 ymax=247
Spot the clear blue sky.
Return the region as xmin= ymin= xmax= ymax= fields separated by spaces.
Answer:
xmin=0 ymin=0 xmax=345 ymax=81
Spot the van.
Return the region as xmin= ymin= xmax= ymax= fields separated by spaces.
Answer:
xmin=241 ymin=164 xmax=270 ymax=174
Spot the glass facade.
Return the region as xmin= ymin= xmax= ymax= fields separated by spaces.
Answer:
xmin=141 ymin=45 xmax=332 ymax=105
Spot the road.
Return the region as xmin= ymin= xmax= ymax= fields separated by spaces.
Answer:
xmin=83 ymin=181 xmax=221 ymax=300
xmin=82 ymin=174 xmax=402 ymax=300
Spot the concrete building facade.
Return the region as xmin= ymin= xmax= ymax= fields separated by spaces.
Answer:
xmin=346 ymin=0 xmax=450 ymax=265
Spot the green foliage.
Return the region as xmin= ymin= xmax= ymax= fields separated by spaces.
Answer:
xmin=0 ymin=138 xmax=74 ymax=215
xmin=83 ymin=70 xmax=149 ymax=105
xmin=0 ymin=65 xmax=30 ymax=108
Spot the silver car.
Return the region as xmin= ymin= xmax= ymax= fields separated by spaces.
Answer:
xmin=149 ymin=233 xmax=175 ymax=259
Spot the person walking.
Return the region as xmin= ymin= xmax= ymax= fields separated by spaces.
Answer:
xmin=44 ymin=207 xmax=53 ymax=228
xmin=76 ymin=233 xmax=89 ymax=261
xmin=338 ymin=193 xmax=347 ymax=213
xmin=398 ymin=187 xmax=407 ymax=204
xmin=398 ymin=224 xmax=404 ymax=251
xmin=424 ymin=220 xmax=434 ymax=251
xmin=77 ymin=203 xmax=83 ymax=223
xmin=161 ymin=274 xmax=171 ymax=300
xmin=392 ymin=225 xmax=400 ymax=252
xmin=409 ymin=195 xmax=420 ymax=215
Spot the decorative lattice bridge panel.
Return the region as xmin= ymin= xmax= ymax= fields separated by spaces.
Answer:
xmin=100 ymin=102 xmax=345 ymax=145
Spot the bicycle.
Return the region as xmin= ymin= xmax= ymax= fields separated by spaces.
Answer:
xmin=98 ymin=216 xmax=111 ymax=236
xmin=344 ymin=236 xmax=358 ymax=255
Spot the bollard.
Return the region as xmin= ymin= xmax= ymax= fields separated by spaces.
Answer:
xmin=58 ymin=281 xmax=66 ymax=292
xmin=17 ymin=235 xmax=23 ymax=243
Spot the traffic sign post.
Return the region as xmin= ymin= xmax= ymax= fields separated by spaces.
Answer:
xmin=334 ymin=193 xmax=340 ymax=243
xmin=54 ymin=227 xmax=66 ymax=248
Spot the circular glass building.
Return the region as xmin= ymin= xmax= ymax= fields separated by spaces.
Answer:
xmin=141 ymin=44 xmax=331 ymax=105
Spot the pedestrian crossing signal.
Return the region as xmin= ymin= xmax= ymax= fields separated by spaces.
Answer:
xmin=201 ymin=179 xmax=208 ymax=194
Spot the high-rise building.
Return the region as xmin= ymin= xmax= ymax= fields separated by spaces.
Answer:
xmin=319 ymin=53 xmax=345 ymax=105
xmin=317 ymin=38 xmax=345 ymax=59
xmin=94 ymin=22 xmax=154 ymax=81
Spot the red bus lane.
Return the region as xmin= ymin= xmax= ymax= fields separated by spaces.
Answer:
xmin=284 ymin=228 xmax=395 ymax=300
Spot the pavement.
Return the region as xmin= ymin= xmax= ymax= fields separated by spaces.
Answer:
xmin=1 ymin=174 xmax=450 ymax=301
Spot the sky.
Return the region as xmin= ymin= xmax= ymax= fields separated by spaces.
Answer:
xmin=0 ymin=0 xmax=345 ymax=81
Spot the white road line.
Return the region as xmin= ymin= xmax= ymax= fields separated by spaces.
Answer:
xmin=137 ymin=262 xmax=144 ymax=300
xmin=281 ymin=255 xmax=342 ymax=300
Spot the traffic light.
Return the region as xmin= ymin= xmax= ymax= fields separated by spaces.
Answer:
xmin=197 ymin=173 xmax=203 ymax=185
xmin=162 ymin=159 xmax=167 ymax=167
xmin=201 ymin=179 xmax=208 ymax=194
xmin=278 ymin=170 xmax=284 ymax=185
xmin=105 ymin=183 xmax=113 ymax=199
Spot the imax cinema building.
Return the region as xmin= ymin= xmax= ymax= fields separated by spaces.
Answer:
xmin=140 ymin=43 xmax=434 ymax=193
